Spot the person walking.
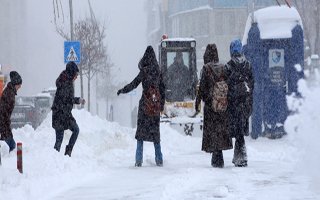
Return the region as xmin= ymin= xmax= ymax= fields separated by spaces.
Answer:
xmin=117 ymin=46 xmax=165 ymax=167
xmin=226 ymin=39 xmax=254 ymax=167
xmin=51 ymin=61 xmax=85 ymax=157
xmin=195 ymin=44 xmax=233 ymax=168
xmin=0 ymin=71 xmax=22 ymax=152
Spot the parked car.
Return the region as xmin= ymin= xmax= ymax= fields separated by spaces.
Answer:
xmin=11 ymin=93 xmax=53 ymax=129
xmin=11 ymin=96 xmax=37 ymax=129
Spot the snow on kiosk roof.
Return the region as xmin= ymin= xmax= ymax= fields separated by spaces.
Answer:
xmin=243 ymin=6 xmax=303 ymax=45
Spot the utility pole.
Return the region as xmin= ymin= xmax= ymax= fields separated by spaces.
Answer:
xmin=69 ymin=0 xmax=74 ymax=41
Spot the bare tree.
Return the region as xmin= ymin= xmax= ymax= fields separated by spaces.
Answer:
xmin=52 ymin=2 xmax=111 ymax=112
xmin=73 ymin=18 xmax=108 ymax=112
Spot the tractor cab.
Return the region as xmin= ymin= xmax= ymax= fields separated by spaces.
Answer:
xmin=159 ymin=38 xmax=197 ymax=103
xmin=159 ymin=38 xmax=202 ymax=135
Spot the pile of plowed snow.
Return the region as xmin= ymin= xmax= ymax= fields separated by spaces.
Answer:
xmin=285 ymin=79 xmax=320 ymax=190
xmin=0 ymin=110 xmax=136 ymax=199
xmin=0 ymin=109 xmax=199 ymax=199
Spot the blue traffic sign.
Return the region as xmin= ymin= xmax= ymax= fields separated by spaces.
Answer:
xmin=64 ymin=41 xmax=81 ymax=64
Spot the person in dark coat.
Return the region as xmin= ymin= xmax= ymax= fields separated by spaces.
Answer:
xmin=51 ymin=61 xmax=85 ymax=157
xmin=195 ymin=44 xmax=233 ymax=168
xmin=166 ymin=52 xmax=189 ymax=101
xmin=0 ymin=71 xmax=22 ymax=152
xmin=117 ymin=46 xmax=165 ymax=167
xmin=225 ymin=39 xmax=254 ymax=167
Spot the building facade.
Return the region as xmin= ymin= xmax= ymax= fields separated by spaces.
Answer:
xmin=146 ymin=0 xmax=277 ymax=68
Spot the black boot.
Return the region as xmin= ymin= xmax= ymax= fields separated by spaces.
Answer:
xmin=156 ymin=160 xmax=163 ymax=167
xmin=54 ymin=143 xmax=61 ymax=152
xmin=211 ymin=151 xmax=224 ymax=168
xmin=135 ymin=162 xmax=142 ymax=167
xmin=64 ymin=145 xmax=73 ymax=157
xmin=233 ymin=136 xmax=248 ymax=167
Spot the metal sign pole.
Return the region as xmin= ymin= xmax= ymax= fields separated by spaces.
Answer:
xmin=69 ymin=0 xmax=74 ymax=41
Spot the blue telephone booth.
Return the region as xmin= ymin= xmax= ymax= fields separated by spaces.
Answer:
xmin=243 ymin=6 xmax=304 ymax=139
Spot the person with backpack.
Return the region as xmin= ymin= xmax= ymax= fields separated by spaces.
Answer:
xmin=0 ymin=71 xmax=22 ymax=152
xmin=226 ymin=39 xmax=254 ymax=167
xmin=195 ymin=44 xmax=233 ymax=168
xmin=117 ymin=46 xmax=165 ymax=167
xmin=51 ymin=61 xmax=86 ymax=157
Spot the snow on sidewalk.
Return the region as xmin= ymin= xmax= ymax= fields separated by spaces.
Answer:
xmin=48 ymin=134 xmax=318 ymax=200
xmin=1 ymin=78 xmax=320 ymax=200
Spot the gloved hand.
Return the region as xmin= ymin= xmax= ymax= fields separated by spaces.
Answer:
xmin=80 ymin=98 xmax=86 ymax=105
xmin=117 ymin=89 xmax=122 ymax=96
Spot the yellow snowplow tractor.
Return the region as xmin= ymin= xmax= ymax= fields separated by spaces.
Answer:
xmin=159 ymin=38 xmax=202 ymax=135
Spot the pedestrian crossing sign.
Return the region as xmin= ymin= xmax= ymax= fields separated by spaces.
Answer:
xmin=64 ymin=41 xmax=81 ymax=64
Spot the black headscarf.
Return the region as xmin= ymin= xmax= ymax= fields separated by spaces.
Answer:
xmin=138 ymin=46 xmax=160 ymax=76
xmin=203 ymin=44 xmax=219 ymax=65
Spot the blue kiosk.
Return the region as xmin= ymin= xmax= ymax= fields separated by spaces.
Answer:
xmin=243 ymin=6 xmax=304 ymax=139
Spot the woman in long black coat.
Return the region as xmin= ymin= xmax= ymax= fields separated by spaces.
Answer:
xmin=117 ymin=46 xmax=165 ymax=167
xmin=195 ymin=44 xmax=233 ymax=168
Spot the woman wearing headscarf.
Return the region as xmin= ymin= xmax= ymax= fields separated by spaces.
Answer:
xmin=195 ymin=44 xmax=233 ymax=168
xmin=117 ymin=46 xmax=165 ymax=167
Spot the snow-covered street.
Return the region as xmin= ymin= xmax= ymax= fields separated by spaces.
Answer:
xmin=1 ymin=103 xmax=319 ymax=200
xmin=2 ymin=1 xmax=320 ymax=200
xmin=51 ymin=138 xmax=316 ymax=200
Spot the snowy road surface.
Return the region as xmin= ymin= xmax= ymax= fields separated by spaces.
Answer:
xmin=0 ymin=110 xmax=319 ymax=200
xmin=49 ymin=127 xmax=317 ymax=200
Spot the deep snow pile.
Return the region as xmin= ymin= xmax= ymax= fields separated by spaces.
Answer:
xmin=0 ymin=109 xmax=200 ymax=200
xmin=285 ymin=78 xmax=320 ymax=190
xmin=0 ymin=110 xmax=136 ymax=199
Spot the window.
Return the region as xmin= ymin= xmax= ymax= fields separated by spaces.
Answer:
xmin=165 ymin=51 xmax=191 ymax=101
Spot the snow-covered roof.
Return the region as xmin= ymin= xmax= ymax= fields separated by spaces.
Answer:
xmin=243 ymin=6 xmax=303 ymax=45
xmin=162 ymin=38 xmax=196 ymax=42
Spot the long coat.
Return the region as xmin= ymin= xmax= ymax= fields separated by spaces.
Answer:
xmin=198 ymin=62 xmax=233 ymax=152
xmin=120 ymin=70 xmax=165 ymax=143
xmin=51 ymin=70 xmax=80 ymax=130
xmin=119 ymin=46 xmax=165 ymax=143
xmin=0 ymin=82 xmax=16 ymax=140
xmin=226 ymin=55 xmax=254 ymax=137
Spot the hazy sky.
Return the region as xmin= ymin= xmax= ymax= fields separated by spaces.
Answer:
xmin=14 ymin=0 xmax=146 ymax=96
xmin=0 ymin=0 xmax=147 ymax=126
